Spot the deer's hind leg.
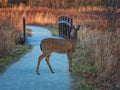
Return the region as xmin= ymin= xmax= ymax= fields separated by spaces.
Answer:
xmin=45 ymin=54 xmax=55 ymax=73
xmin=36 ymin=53 xmax=46 ymax=75
xmin=67 ymin=52 xmax=73 ymax=72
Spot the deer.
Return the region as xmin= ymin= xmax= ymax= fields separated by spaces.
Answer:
xmin=36 ymin=25 xmax=80 ymax=75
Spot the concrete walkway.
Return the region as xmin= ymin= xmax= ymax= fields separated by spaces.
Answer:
xmin=0 ymin=26 xmax=71 ymax=90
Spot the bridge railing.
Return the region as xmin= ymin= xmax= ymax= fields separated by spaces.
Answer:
xmin=58 ymin=15 xmax=72 ymax=39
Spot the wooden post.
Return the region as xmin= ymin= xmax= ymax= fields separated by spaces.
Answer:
xmin=22 ymin=16 xmax=26 ymax=44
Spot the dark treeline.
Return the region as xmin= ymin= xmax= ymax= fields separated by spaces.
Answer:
xmin=8 ymin=0 xmax=28 ymax=6
xmin=28 ymin=0 xmax=101 ymax=9
xmin=0 ymin=0 xmax=28 ymax=7
xmin=0 ymin=0 xmax=119 ymax=9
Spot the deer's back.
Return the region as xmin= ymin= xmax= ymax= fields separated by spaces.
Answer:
xmin=41 ymin=38 xmax=74 ymax=53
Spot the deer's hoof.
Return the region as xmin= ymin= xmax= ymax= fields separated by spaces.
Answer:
xmin=37 ymin=72 xmax=40 ymax=75
xmin=69 ymin=69 xmax=72 ymax=72
xmin=52 ymin=71 xmax=55 ymax=74
xmin=36 ymin=70 xmax=40 ymax=75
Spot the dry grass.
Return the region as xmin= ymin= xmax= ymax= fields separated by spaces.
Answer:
xmin=0 ymin=15 xmax=21 ymax=58
xmin=0 ymin=6 xmax=111 ymax=29
xmin=72 ymin=27 xmax=120 ymax=89
xmin=70 ymin=7 xmax=120 ymax=90
xmin=88 ymin=30 xmax=120 ymax=89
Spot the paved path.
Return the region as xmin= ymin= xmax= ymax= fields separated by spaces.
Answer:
xmin=0 ymin=26 xmax=71 ymax=90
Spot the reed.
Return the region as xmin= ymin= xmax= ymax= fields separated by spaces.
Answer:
xmin=0 ymin=15 xmax=20 ymax=58
xmin=72 ymin=26 xmax=120 ymax=89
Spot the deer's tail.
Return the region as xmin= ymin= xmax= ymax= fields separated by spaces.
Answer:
xmin=40 ymin=43 xmax=42 ymax=51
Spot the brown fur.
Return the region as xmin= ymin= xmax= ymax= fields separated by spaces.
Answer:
xmin=41 ymin=38 xmax=76 ymax=53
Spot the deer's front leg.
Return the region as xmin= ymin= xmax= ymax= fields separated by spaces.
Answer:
xmin=36 ymin=53 xmax=45 ymax=75
xmin=67 ymin=52 xmax=73 ymax=72
xmin=45 ymin=54 xmax=55 ymax=73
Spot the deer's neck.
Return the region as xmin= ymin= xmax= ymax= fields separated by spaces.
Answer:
xmin=67 ymin=38 xmax=77 ymax=47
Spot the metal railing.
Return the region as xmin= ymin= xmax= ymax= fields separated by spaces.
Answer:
xmin=58 ymin=15 xmax=72 ymax=39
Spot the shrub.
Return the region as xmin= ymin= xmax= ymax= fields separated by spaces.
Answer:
xmin=72 ymin=27 xmax=120 ymax=89
xmin=0 ymin=15 xmax=20 ymax=58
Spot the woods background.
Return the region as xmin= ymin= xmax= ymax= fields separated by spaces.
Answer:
xmin=0 ymin=0 xmax=120 ymax=8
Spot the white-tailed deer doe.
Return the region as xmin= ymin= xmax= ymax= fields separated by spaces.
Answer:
xmin=36 ymin=25 xmax=80 ymax=75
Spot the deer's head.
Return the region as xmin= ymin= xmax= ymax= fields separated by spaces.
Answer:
xmin=70 ymin=25 xmax=80 ymax=39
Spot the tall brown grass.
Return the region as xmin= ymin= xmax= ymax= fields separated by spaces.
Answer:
xmin=0 ymin=15 xmax=20 ymax=58
xmin=70 ymin=7 xmax=120 ymax=90
xmin=73 ymin=26 xmax=120 ymax=89
xmin=0 ymin=6 xmax=106 ymax=29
